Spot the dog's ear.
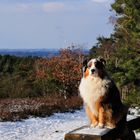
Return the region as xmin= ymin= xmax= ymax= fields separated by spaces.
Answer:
xmin=97 ymin=56 xmax=106 ymax=66
xmin=83 ymin=58 xmax=88 ymax=67
xmin=82 ymin=57 xmax=91 ymax=66
xmin=82 ymin=57 xmax=91 ymax=72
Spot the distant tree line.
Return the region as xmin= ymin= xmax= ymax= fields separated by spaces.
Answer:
xmin=0 ymin=47 xmax=83 ymax=98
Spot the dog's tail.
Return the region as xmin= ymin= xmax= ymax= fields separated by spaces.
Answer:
xmin=115 ymin=105 xmax=128 ymax=126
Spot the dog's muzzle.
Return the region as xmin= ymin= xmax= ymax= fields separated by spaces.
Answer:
xmin=91 ymin=69 xmax=95 ymax=74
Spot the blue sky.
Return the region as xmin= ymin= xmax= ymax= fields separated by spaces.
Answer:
xmin=0 ymin=0 xmax=114 ymax=49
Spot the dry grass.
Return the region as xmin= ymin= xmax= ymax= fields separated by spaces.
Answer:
xmin=0 ymin=96 xmax=83 ymax=121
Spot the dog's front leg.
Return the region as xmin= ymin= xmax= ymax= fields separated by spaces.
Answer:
xmin=95 ymin=97 xmax=106 ymax=128
xmin=98 ymin=107 xmax=105 ymax=128
xmin=85 ymin=105 xmax=98 ymax=127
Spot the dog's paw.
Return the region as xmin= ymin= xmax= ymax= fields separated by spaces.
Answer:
xmin=90 ymin=122 xmax=98 ymax=128
xmin=98 ymin=123 xmax=104 ymax=128
xmin=106 ymin=124 xmax=116 ymax=129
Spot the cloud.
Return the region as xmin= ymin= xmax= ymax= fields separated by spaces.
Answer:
xmin=0 ymin=2 xmax=69 ymax=14
xmin=15 ymin=3 xmax=34 ymax=12
xmin=91 ymin=0 xmax=113 ymax=4
xmin=0 ymin=3 xmax=35 ymax=13
xmin=42 ymin=2 xmax=65 ymax=12
xmin=0 ymin=0 xmax=114 ymax=14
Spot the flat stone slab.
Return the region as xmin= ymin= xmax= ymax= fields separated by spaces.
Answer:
xmin=72 ymin=125 xmax=110 ymax=136
xmin=65 ymin=125 xmax=113 ymax=140
xmin=65 ymin=115 xmax=139 ymax=140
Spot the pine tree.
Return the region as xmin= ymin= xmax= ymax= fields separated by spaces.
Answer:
xmin=90 ymin=0 xmax=140 ymax=106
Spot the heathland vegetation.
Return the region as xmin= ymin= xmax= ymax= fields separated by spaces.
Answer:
xmin=0 ymin=48 xmax=83 ymax=121
xmin=0 ymin=48 xmax=83 ymax=99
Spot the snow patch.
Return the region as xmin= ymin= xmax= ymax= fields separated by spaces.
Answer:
xmin=0 ymin=109 xmax=87 ymax=140
xmin=129 ymin=107 xmax=140 ymax=117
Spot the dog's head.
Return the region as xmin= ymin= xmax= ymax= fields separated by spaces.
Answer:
xmin=82 ymin=57 xmax=106 ymax=79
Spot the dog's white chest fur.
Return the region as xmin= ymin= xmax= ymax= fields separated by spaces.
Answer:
xmin=79 ymin=76 xmax=110 ymax=116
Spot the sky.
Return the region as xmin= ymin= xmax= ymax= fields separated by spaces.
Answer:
xmin=0 ymin=0 xmax=115 ymax=49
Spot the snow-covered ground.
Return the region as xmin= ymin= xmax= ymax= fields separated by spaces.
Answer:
xmin=0 ymin=109 xmax=87 ymax=140
xmin=0 ymin=109 xmax=140 ymax=140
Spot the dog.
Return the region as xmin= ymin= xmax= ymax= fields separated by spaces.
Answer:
xmin=79 ymin=57 xmax=127 ymax=129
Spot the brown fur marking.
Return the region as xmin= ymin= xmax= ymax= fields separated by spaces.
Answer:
xmin=95 ymin=96 xmax=105 ymax=126
xmin=95 ymin=96 xmax=116 ymax=128
xmin=84 ymin=68 xmax=89 ymax=78
xmin=85 ymin=105 xmax=98 ymax=126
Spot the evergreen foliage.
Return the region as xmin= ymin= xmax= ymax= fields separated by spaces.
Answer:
xmin=89 ymin=0 xmax=140 ymax=106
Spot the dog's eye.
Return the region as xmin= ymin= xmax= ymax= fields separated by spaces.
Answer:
xmin=88 ymin=62 xmax=92 ymax=68
xmin=94 ymin=62 xmax=97 ymax=66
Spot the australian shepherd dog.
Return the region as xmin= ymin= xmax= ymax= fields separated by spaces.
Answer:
xmin=79 ymin=57 xmax=127 ymax=129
